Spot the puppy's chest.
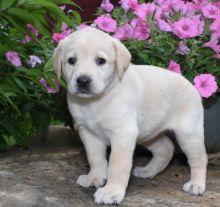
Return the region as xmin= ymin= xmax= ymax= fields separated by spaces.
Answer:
xmin=76 ymin=113 xmax=100 ymax=130
xmin=70 ymin=104 xmax=105 ymax=135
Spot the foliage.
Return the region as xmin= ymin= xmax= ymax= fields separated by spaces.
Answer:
xmin=0 ymin=0 xmax=79 ymax=151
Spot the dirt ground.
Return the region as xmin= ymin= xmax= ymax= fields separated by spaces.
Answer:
xmin=0 ymin=126 xmax=219 ymax=207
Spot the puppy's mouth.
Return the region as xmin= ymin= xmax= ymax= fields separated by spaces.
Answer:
xmin=77 ymin=89 xmax=90 ymax=94
xmin=76 ymin=88 xmax=93 ymax=97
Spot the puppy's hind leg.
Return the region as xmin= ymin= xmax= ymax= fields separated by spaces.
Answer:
xmin=133 ymin=136 xmax=174 ymax=179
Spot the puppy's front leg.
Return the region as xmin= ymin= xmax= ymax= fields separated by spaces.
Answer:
xmin=77 ymin=127 xmax=107 ymax=188
xmin=94 ymin=127 xmax=138 ymax=205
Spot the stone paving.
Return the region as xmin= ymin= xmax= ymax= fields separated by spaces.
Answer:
xmin=0 ymin=126 xmax=219 ymax=207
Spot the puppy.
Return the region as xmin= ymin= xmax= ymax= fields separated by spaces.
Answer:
xmin=53 ymin=27 xmax=207 ymax=205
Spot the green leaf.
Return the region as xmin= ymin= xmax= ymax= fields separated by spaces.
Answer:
xmin=1 ymin=92 xmax=20 ymax=113
xmin=186 ymin=59 xmax=194 ymax=70
xmin=43 ymin=58 xmax=53 ymax=71
xmin=32 ymin=10 xmax=47 ymax=25
xmin=50 ymin=0 xmax=79 ymax=8
xmin=0 ymin=137 xmax=8 ymax=152
xmin=70 ymin=10 xmax=81 ymax=25
xmin=58 ymin=78 xmax=67 ymax=88
xmin=31 ymin=110 xmax=50 ymax=135
xmin=0 ymin=14 xmax=23 ymax=32
xmin=0 ymin=119 xmax=17 ymax=141
xmin=26 ymin=69 xmax=42 ymax=77
xmin=0 ymin=78 xmax=19 ymax=93
xmin=7 ymin=8 xmax=36 ymax=23
xmin=17 ymin=0 xmax=28 ymax=5
xmin=25 ymin=0 xmax=72 ymax=26
xmin=0 ymin=42 xmax=9 ymax=56
xmin=16 ymin=67 xmax=28 ymax=73
xmin=33 ymin=18 xmax=50 ymax=36
xmin=1 ymin=0 xmax=16 ymax=10
xmin=13 ymin=77 xmax=28 ymax=92
xmin=44 ymin=76 xmax=56 ymax=88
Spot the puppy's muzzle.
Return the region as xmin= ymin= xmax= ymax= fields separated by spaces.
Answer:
xmin=76 ymin=75 xmax=92 ymax=94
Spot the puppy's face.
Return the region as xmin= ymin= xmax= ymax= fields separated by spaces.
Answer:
xmin=62 ymin=32 xmax=116 ymax=98
xmin=53 ymin=27 xmax=131 ymax=98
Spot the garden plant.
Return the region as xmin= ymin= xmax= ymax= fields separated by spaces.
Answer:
xmin=0 ymin=0 xmax=80 ymax=151
xmin=1 ymin=0 xmax=220 ymax=151
xmin=95 ymin=0 xmax=220 ymax=98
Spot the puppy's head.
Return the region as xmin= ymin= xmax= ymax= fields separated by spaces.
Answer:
xmin=53 ymin=27 xmax=131 ymax=98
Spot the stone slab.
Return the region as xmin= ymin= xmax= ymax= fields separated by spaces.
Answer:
xmin=0 ymin=147 xmax=219 ymax=207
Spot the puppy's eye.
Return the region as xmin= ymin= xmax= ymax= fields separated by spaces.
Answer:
xmin=68 ymin=57 xmax=77 ymax=65
xmin=96 ymin=57 xmax=106 ymax=65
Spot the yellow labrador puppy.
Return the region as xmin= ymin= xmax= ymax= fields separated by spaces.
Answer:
xmin=53 ymin=27 xmax=207 ymax=205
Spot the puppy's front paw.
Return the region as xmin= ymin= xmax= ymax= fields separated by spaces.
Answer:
xmin=94 ymin=185 xmax=125 ymax=205
xmin=76 ymin=171 xmax=107 ymax=188
xmin=183 ymin=181 xmax=205 ymax=195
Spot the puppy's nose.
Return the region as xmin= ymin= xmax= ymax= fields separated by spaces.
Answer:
xmin=76 ymin=75 xmax=92 ymax=88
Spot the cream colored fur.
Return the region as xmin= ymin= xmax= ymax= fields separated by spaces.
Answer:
xmin=53 ymin=27 xmax=207 ymax=205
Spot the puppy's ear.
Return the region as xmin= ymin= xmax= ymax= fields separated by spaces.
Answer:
xmin=113 ymin=38 xmax=131 ymax=79
xmin=52 ymin=41 xmax=63 ymax=79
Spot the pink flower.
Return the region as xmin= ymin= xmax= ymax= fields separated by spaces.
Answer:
xmin=131 ymin=19 xmax=150 ymax=40
xmin=194 ymin=74 xmax=218 ymax=98
xmin=61 ymin=22 xmax=69 ymax=32
xmin=195 ymin=16 xmax=205 ymax=35
xmin=5 ymin=51 xmax=22 ymax=67
xmin=193 ymin=0 xmax=207 ymax=5
xmin=26 ymin=24 xmax=39 ymax=36
xmin=193 ymin=0 xmax=208 ymax=9
xmin=154 ymin=0 xmax=164 ymax=5
xmin=172 ymin=16 xmax=204 ymax=39
xmin=168 ymin=60 xmax=181 ymax=73
xmin=202 ymin=33 xmax=220 ymax=53
xmin=52 ymin=33 xmax=64 ymax=43
xmin=134 ymin=3 xmax=156 ymax=21
xmin=119 ymin=0 xmax=129 ymax=10
xmin=154 ymin=8 xmax=172 ymax=32
xmin=213 ymin=1 xmax=220 ymax=8
xmin=101 ymin=0 xmax=114 ymax=12
xmin=175 ymin=41 xmax=190 ymax=55
xmin=21 ymin=34 xmax=32 ymax=44
xmin=156 ymin=18 xmax=172 ymax=32
xmin=77 ymin=24 xmax=89 ymax=30
xmin=210 ymin=19 xmax=220 ymax=33
xmin=164 ymin=0 xmax=187 ymax=14
xmin=128 ymin=0 xmax=139 ymax=10
xmin=185 ymin=2 xmax=198 ymax=16
xmin=114 ymin=20 xmax=151 ymax=41
xmin=202 ymin=3 xmax=220 ymax=19
xmin=154 ymin=6 xmax=169 ymax=20
xmin=59 ymin=5 xmax=66 ymax=11
xmin=213 ymin=53 xmax=220 ymax=59
xmin=155 ymin=0 xmax=187 ymax=15
xmin=119 ymin=0 xmax=138 ymax=11
xmin=186 ymin=1 xmax=212 ymax=16
xmin=39 ymin=78 xmax=60 ymax=93
xmin=52 ymin=29 xmax=72 ymax=43
xmin=114 ymin=24 xmax=133 ymax=40
xmin=61 ymin=28 xmax=72 ymax=37
xmin=95 ymin=15 xmax=117 ymax=32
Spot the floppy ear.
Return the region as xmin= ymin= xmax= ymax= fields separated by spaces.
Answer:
xmin=113 ymin=38 xmax=131 ymax=79
xmin=52 ymin=41 xmax=63 ymax=79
